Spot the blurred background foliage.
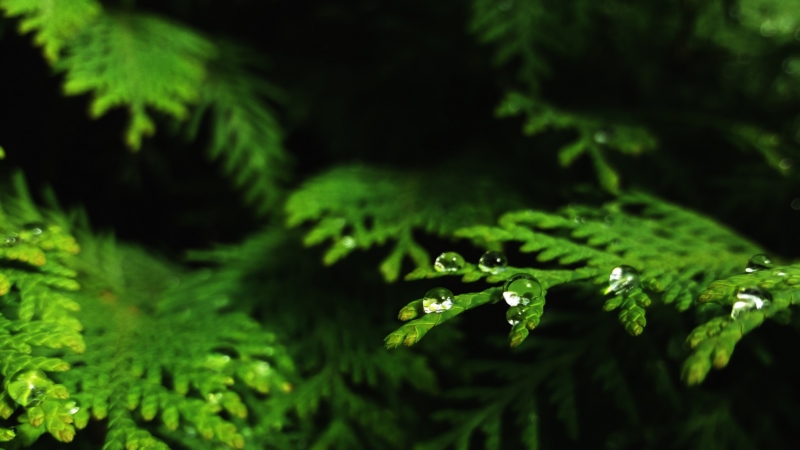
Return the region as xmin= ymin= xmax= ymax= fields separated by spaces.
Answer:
xmin=1 ymin=0 xmax=800 ymax=448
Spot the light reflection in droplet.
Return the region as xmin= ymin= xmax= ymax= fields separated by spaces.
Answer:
xmin=341 ymin=236 xmax=356 ymax=249
xmin=779 ymin=158 xmax=794 ymax=170
xmin=791 ymin=198 xmax=800 ymax=210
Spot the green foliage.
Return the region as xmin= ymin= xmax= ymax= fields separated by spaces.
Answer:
xmin=185 ymin=42 xmax=291 ymax=214
xmin=188 ymin=229 xmax=440 ymax=449
xmin=58 ymin=11 xmax=215 ymax=150
xmin=387 ymin=191 xmax=771 ymax=368
xmin=496 ymin=93 xmax=657 ymax=193
xmin=0 ymin=176 xmax=83 ymax=445
xmin=3 ymin=0 xmax=800 ymax=449
xmin=0 ymin=0 xmax=100 ymax=63
xmin=0 ymin=177 xmax=295 ymax=448
xmin=286 ymin=165 xmax=522 ymax=282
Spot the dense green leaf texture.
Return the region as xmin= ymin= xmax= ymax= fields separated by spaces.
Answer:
xmin=59 ymin=233 xmax=295 ymax=449
xmin=0 ymin=178 xmax=295 ymax=448
xmin=0 ymin=176 xmax=83 ymax=444
xmin=0 ymin=0 xmax=100 ymax=62
xmin=189 ymin=229 xmax=440 ymax=449
xmin=286 ymin=165 xmax=522 ymax=282
xmin=57 ymin=12 xmax=215 ymax=150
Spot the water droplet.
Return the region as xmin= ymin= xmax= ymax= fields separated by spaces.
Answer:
xmin=731 ymin=287 xmax=772 ymax=319
xmin=506 ymin=305 xmax=526 ymax=325
xmin=478 ymin=251 xmax=508 ymax=273
xmin=593 ymin=130 xmax=611 ymax=144
xmin=434 ymin=252 xmax=465 ymax=272
xmin=7 ymin=369 xmax=50 ymax=406
xmin=65 ymin=401 xmax=79 ymax=415
xmin=792 ymin=198 xmax=800 ymax=210
xmin=341 ymin=236 xmax=356 ymax=249
xmin=780 ymin=158 xmax=794 ymax=170
xmin=2 ymin=233 xmax=18 ymax=247
xmin=605 ymin=265 xmax=640 ymax=295
xmin=422 ymin=287 xmax=454 ymax=314
xmin=22 ymin=223 xmax=45 ymax=235
xmin=745 ymin=254 xmax=773 ymax=273
xmin=503 ymin=274 xmax=542 ymax=306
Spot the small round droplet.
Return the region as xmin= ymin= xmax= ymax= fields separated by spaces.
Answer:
xmin=593 ymin=130 xmax=611 ymax=144
xmin=605 ymin=265 xmax=640 ymax=295
xmin=506 ymin=305 xmax=526 ymax=325
xmin=340 ymin=236 xmax=356 ymax=249
xmin=478 ymin=251 xmax=508 ymax=273
xmin=22 ymin=223 xmax=45 ymax=235
xmin=422 ymin=287 xmax=455 ymax=314
xmin=2 ymin=235 xmax=17 ymax=247
xmin=745 ymin=254 xmax=773 ymax=273
xmin=434 ymin=252 xmax=465 ymax=272
xmin=7 ymin=369 xmax=50 ymax=406
xmin=731 ymin=287 xmax=772 ymax=319
xmin=503 ymin=274 xmax=542 ymax=306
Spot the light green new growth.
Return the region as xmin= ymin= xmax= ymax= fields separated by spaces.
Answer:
xmin=0 ymin=175 xmax=84 ymax=444
xmin=0 ymin=0 xmax=101 ymax=62
xmin=285 ymin=165 xmax=521 ymax=282
xmin=57 ymin=12 xmax=216 ymax=150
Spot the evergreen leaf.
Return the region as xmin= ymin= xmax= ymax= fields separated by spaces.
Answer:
xmin=187 ymin=42 xmax=291 ymax=215
xmin=0 ymin=0 xmax=101 ymax=62
xmin=57 ymin=11 xmax=216 ymax=150
xmin=286 ymin=165 xmax=521 ymax=282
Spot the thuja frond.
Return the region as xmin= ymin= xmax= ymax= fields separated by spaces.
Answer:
xmin=680 ymin=262 xmax=800 ymax=385
xmin=0 ymin=175 xmax=84 ymax=444
xmin=189 ymin=228 xmax=440 ymax=449
xmin=0 ymin=0 xmax=101 ymax=63
xmin=60 ymin=229 xmax=295 ymax=449
xmin=496 ymin=92 xmax=657 ymax=193
xmin=385 ymin=191 xmax=789 ymax=386
xmin=186 ymin=42 xmax=291 ymax=215
xmin=57 ymin=11 xmax=216 ymax=149
xmin=285 ymin=165 xmax=522 ymax=282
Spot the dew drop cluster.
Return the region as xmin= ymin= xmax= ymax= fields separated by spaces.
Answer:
xmin=433 ymin=250 xmax=509 ymax=274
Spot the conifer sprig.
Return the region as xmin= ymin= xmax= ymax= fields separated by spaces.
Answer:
xmin=57 ymin=12 xmax=216 ymax=150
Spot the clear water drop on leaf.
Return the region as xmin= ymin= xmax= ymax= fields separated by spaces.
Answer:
xmin=422 ymin=287 xmax=454 ymax=314
xmin=745 ymin=254 xmax=773 ymax=273
xmin=434 ymin=252 xmax=465 ymax=272
xmin=503 ymin=274 xmax=542 ymax=306
xmin=605 ymin=265 xmax=640 ymax=295
xmin=478 ymin=251 xmax=508 ymax=273
xmin=731 ymin=287 xmax=772 ymax=319
xmin=506 ymin=305 xmax=526 ymax=325
xmin=2 ymin=233 xmax=18 ymax=247
xmin=7 ymin=369 xmax=51 ymax=406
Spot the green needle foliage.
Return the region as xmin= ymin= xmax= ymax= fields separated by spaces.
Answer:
xmin=3 ymin=0 xmax=800 ymax=448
